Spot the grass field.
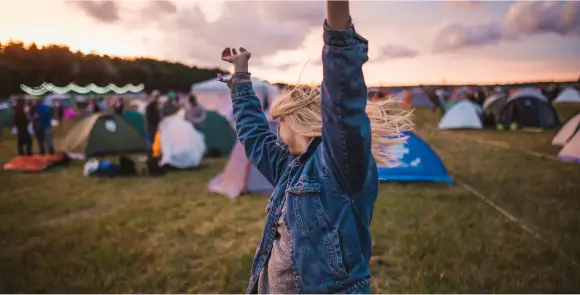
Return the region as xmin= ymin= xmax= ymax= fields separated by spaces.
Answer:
xmin=1 ymin=105 xmax=580 ymax=293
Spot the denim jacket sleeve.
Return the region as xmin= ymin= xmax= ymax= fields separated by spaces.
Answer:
xmin=231 ymin=81 xmax=291 ymax=185
xmin=321 ymin=20 xmax=371 ymax=195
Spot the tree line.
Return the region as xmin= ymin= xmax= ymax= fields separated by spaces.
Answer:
xmin=0 ymin=41 xmax=227 ymax=98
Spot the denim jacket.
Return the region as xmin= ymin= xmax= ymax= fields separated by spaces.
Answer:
xmin=231 ymin=21 xmax=376 ymax=294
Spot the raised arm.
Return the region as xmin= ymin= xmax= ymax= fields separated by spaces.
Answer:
xmin=321 ymin=0 xmax=371 ymax=195
xmin=222 ymin=48 xmax=291 ymax=185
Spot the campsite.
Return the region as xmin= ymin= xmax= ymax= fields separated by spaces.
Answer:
xmin=2 ymin=0 xmax=580 ymax=292
xmin=1 ymin=95 xmax=580 ymax=292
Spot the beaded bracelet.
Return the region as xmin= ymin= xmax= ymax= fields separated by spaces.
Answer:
xmin=217 ymin=72 xmax=252 ymax=89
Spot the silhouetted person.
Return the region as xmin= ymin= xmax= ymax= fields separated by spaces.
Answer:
xmin=13 ymin=98 xmax=32 ymax=155
xmin=113 ymin=96 xmax=125 ymax=115
xmin=145 ymin=95 xmax=161 ymax=144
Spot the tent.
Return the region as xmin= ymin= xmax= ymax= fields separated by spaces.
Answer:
xmin=447 ymin=87 xmax=469 ymax=105
xmin=557 ymin=130 xmax=580 ymax=163
xmin=207 ymin=120 xmax=279 ymax=198
xmin=199 ymin=111 xmax=237 ymax=157
xmin=554 ymin=87 xmax=580 ymax=103
xmin=438 ymin=101 xmax=483 ymax=130
xmin=378 ymin=132 xmax=453 ymax=183
xmin=498 ymin=87 xmax=560 ymax=129
xmin=157 ymin=114 xmax=206 ymax=169
xmin=60 ymin=113 xmax=148 ymax=157
xmin=482 ymin=93 xmax=507 ymax=125
xmin=121 ymin=111 xmax=146 ymax=137
xmin=552 ymin=112 xmax=580 ymax=146
xmin=0 ymin=101 xmax=13 ymax=127
xmin=129 ymin=99 xmax=147 ymax=114
xmin=402 ymin=87 xmax=434 ymax=109
xmin=191 ymin=75 xmax=280 ymax=121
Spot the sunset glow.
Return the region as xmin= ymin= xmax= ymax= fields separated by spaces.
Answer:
xmin=1 ymin=0 xmax=579 ymax=86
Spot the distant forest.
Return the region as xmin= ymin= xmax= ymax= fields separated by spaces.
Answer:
xmin=0 ymin=41 xmax=226 ymax=97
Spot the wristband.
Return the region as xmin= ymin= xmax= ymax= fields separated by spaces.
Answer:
xmin=217 ymin=72 xmax=252 ymax=89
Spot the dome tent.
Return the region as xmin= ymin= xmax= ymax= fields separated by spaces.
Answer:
xmin=554 ymin=87 xmax=580 ymax=103
xmin=438 ymin=101 xmax=483 ymax=130
xmin=199 ymin=110 xmax=237 ymax=157
xmin=60 ymin=113 xmax=148 ymax=157
xmin=378 ymin=132 xmax=452 ymax=183
xmin=498 ymin=87 xmax=559 ymax=130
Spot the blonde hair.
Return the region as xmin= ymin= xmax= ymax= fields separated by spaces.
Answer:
xmin=271 ymin=86 xmax=413 ymax=167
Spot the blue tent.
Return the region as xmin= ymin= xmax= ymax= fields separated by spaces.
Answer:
xmin=378 ymin=132 xmax=453 ymax=183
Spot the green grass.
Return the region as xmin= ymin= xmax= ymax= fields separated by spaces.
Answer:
xmin=1 ymin=105 xmax=580 ymax=293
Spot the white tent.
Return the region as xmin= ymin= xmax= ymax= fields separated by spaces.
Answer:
xmin=191 ymin=75 xmax=280 ymax=121
xmin=158 ymin=114 xmax=206 ymax=169
xmin=438 ymin=101 xmax=483 ymax=130
xmin=552 ymin=113 xmax=580 ymax=146
xmin=557 ymin=130 xmax=580 ymax=163
xmin=554 ymin=87 xmax=580 ymax=103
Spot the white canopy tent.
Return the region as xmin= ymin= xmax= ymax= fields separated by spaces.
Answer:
xmin=191 ymin=75 xmax=280 ymax=121
xmin=554 ymin=87 xmax=580 ymax=103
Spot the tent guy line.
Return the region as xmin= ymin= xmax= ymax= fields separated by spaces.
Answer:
xmin=457 ymin=180 xmax=579 ymax=269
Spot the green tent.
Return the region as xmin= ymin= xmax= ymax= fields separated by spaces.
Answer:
xmin=0 ymin=101 xmax=13 ymax=127
xmin=200 ymin=111 xmax=237 ymax=157
xmin=60 ymin=113 xmax=148 ymax=157
xmin=121 ymin=111 xmax=146 ymax=137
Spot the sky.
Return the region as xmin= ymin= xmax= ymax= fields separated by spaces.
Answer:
xmin=0 ymin=0 xmax=579 ymax=86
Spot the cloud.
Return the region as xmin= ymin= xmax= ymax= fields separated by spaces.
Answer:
xmin=444 ymin=0 xmax=482 ymax=11
xmin=504 ymin=1 xmax=580 ymax=36
xmin=432 ymin=22 xmax=505 ymax=53
xmin=141 ymin=1 xmax=178 ymax=17
xmin=68 ymin=0 xmax=120 ymax=23
xmin=98 ymin=1 xmax=325 ymax=67
xmin=432 ymin=1 xmax=580 ymax=53
xmin=379 ymin=44 xmax=419 ymax=59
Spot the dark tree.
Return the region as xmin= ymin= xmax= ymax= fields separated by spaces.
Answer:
xmin=0 ymin=41 xmax=227 ymax=97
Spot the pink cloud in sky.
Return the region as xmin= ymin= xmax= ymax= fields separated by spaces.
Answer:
xmin=0 ymin=0 xmax=578 ymax=85
xmin=433 ymin=1 xmax=580 ymax=53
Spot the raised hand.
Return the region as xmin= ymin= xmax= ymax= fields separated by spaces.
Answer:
xmin=221 ymin=47 xmax=251 ymax=73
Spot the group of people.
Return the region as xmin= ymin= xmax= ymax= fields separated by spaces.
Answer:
xmin=79 ymin=96 xmax=125 ymax=116
xmin=12 ymin=97 xmax=55 ymax=156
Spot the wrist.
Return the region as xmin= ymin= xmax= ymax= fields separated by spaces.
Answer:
xmin=234 ymin=62 xmax=248 ymax=73
xmin=227 ymin=72 xmax=252 ymax=89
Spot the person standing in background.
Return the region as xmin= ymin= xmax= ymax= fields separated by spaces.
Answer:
xmin=54 ymin=101 xmax=64 ymax=123
xmin=114 ymin=96 xmax=125 ymax=115
xmin=145 ymin=94 xmax=161 ymax=145
xmin=184 ymin=94 xmax=206 ymax=130
xmin=13 ymin=98 xmax=32 ymax=156
xmin=93 ymin=99 xmax=101 ymax=113
xmin=28 ymin=98 xmax=55 ymax=155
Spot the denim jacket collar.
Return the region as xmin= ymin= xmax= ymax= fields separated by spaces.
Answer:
xmin=298 ymin=137 xmax=321 ymax=164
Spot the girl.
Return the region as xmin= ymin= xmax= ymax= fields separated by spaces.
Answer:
xmin=221 ymin=1 xmax=412 ymax=293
